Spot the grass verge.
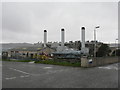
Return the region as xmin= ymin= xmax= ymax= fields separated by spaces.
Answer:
xmin=2 ymin=59 xmax=81 ymax=67
xmin=34 ymin=60 xmax=81 ymax=67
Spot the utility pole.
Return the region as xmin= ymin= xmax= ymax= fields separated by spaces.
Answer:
xmin=115 ymin=38 xmax=118 ymax=56
xmin=94 ymin=26 xmax=100 ymax=57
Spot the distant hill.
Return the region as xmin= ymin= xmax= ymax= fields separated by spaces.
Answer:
xmin=1 ymin=43 xmax=34 ymax=51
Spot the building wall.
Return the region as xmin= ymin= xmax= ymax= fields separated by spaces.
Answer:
xmin=81 ymin=56 xmax=119 ymax=67
xmin=7 ymin=47 xmax=55 ymax=60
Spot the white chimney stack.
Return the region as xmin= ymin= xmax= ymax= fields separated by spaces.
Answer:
xmin=81 ymin=27 xmax=85 ymax=48
xmin=61 ymin=28 xmax=65 ymax=46
xmin=44 ymin=30 xmax=47 ymax=47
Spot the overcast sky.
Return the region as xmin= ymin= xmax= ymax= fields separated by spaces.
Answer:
xmin=2 ymin=2 xmax=118 ymax=44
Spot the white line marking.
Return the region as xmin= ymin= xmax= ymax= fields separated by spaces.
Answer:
xmin=43 ymin=67 xmax=52 ymax=69
xmin=98 ymin=66 xmax=118 ymax=70
xmin=9 ymin=68 xmax=30 ymax=75
xmin=5 ymin=75 xmax=30 ymax=80
xmin=20 ymin=75 xmax=30 ymax=78
xmin=29 ymin=61 xmax=35 ymax=64
xmin=5 ymin=77 xmax=16 ymax=80
xmin=105 ymin=67 xmax=111 ymax=69
xmin=98 ymin=67 xmax=111 ymax=69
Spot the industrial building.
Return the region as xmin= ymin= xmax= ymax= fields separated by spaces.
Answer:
xmin=3 ymin=46 xmax=55 ymax=60
xmin=2 ymin=27 xmax=118 ymax=62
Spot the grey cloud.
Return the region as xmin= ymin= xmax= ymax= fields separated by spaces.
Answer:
xmin=2 ymin=2 xmax=118 ymax=43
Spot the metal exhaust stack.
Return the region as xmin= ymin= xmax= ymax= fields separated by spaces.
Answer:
xmin=81 ymin=27 xmax=85 ymax=48
xmin=61 ymin=28 xmax=65 ymax=46
xmin=44 ymin=30 xmax=47 ymax=47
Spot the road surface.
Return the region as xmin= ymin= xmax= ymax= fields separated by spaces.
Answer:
xmin=2 ymin=61 xmax=119 ymax=88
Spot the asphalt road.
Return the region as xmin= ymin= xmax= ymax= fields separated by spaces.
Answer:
xmin=2 ymin=61 xmax=119 ymax=88
xmin=0 ymin=61 xmax=2 ymax=89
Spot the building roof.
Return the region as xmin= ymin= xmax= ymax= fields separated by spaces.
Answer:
xmin=8 ymin=47 xmax=55 ymax=52
xmin=52 ymin=50 xmax=81 ymax=55
xmin=108 ymin=43 xmax=120 ymax=48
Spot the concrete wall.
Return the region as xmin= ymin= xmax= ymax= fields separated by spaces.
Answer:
xmin=81 ymin=56 xmax=119 ymax=68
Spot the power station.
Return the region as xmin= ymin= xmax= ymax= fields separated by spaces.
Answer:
xmin=43 ymin=27 xmax=89 ymax=56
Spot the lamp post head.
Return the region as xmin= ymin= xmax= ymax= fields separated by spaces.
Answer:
xmin=95 ymin=26 xmax=100 ymax=28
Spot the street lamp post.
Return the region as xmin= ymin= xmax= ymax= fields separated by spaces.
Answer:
xmin=94 ymin=26 xmax=100 ymax=58
xmin=115 ymin=38 xmax=118 ymax=56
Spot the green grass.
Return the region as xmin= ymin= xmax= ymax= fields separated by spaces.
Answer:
xmin=35 ymin=60 xmax=81 ymax=67
xmin=2 ymin=59 xmax=11 ymax=61
xmin=16 ymin=60 xmax=32 ymax=62
xmin=2 ymin=59 xmax=81 ymax=67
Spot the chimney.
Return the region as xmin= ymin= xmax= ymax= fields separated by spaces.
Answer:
xmin=44 ymin=30 xmax=47 ymax=47
xmin=81 ymin=27 xmax=85 ymax=48
xmin=61 ymin=28 xmax=65 ymax=46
